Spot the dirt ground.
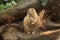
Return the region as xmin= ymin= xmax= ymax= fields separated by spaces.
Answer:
xmin=0 ymin=0 xmax=60 ymax=40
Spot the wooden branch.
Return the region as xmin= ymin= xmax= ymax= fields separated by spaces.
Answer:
xmin=19 ymin=29 xmax=60 ymax=40
xmin=0 ymin=21 xmax=24 ymax=34
xmin=0 ymin=0 xmax=42 ymax=25
xmin=43 ymin=19 xmax=60 ymax=30
xmin=2 ymin=29 xmax=60 ymax=40
xmin=45 ymin=0 xmax=60 ymax=23
xmin=45 ymin=19 xmax=60 ymax=27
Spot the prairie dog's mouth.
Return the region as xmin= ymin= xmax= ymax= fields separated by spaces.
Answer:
xmin=28 ymin=15 xmax=35 ymax=22
xmin=28 ymin=12 xmax=35 ymax=20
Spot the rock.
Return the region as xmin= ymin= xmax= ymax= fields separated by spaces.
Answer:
xmin=2 ymin=27 xmax=20 ymax=40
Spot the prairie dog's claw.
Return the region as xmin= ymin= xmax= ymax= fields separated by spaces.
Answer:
xmin=32 ymin=19 xmax=37 ymax=24
xmin=32 ymin=31 xmax=36 ymax=34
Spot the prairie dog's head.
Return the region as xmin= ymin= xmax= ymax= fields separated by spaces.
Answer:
xmin=27 ymin=8 xmax=38 ymax=21
xmin=27 ymin=8 xmax=38 ymax=17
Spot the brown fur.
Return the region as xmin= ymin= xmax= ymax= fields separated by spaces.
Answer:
xmin=23 ymin=8 xmax=45 ymax=34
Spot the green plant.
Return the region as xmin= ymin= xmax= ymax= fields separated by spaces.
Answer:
xmin=0 ymin=0 xmax=49 ymax=11
xmin=0 ymin=0 xmax=21 ymax=11
xmin=11 ymin=1 xmax=17 ymax=6
xmin=5 ymin=2 xmax=13 ymax=9
xmin=0 ymin=4 xmax=5 ymax=11
xmin=40 ymin=0 xmax=48 ymax=6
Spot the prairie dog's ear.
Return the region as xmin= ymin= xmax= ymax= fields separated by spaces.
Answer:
xmin=39 ymin=10 xmax=45 ymax=19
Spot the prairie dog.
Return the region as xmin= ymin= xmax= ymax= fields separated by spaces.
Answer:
xmin=23 ymin=8 xmax=45 ymax=34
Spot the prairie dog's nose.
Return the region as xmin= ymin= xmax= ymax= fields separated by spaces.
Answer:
xmin=29 ymin=8 xmax=35 ymax=12
xmin=28 ymin=8 xmax=36 ymax=14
